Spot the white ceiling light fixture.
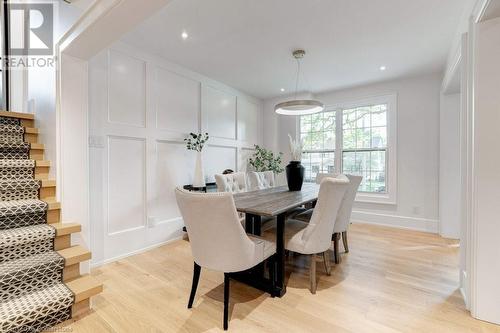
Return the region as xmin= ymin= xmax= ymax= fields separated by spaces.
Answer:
xmin=379 ymin=65 xmax=386 ymax=71
xmin=275 ymin=50 xmax=324 ymax=116
xmin=181 ymin=30 xmax=189 ymax=40
xmin=280 ymin=88 xmax=285 ymax=92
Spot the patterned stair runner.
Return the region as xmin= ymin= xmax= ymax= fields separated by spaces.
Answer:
xmin=0 ymin=160 xmax=36 ymax=181
xmin=0 ymin=115 xmax=74 ymax=332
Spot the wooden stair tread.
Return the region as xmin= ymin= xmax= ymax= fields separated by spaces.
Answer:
xmin=24 ymin=127 xmax=38 ymax=134
xmin=53 ymin=222 xmax=81 ymax=236
xmin=35 ymin=160 xmax=50 ymax=167
xmin=66 ymin=275 xmax=103 ymax=303
xmin=45 ymin=200 xmax=61 ymax=210
xmin=30 ymin=143 xmax=44 ymax=149
xmin=41 ymin=179 xmax=56 ymax=187
xmin=58 ymin=245 xmax=91 ymax=266
xmin=0 ymin=111 xmax=34 ymax=120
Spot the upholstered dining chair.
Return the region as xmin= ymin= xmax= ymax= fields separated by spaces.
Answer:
xmin=215 ymin=172 xmax=248 ymax=193
xmin=263 ymin=177 xmax=349 ymax=294
xmin=215 ymin=172 xmax=248 ymax=225
xmin=175 ymin=188 xmax=276 ymax=330
xmin=247 ymin=171 xmax=276 ymax=191
xmin=294 ymin=173 xmax=362 ymax=264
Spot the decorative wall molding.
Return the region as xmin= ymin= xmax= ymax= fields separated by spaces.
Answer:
xmin=89 ymin=42 xmax=264 ymax=262
xmin=90 ymin=235 xmax=184 ymax=268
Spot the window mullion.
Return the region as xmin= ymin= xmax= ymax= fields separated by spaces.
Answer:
xmin=335 ymin=109 xmax=343 ymax=173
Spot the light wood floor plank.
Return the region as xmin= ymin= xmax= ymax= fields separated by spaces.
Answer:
xmin=59 ymin=223 xmax=500 ymax=332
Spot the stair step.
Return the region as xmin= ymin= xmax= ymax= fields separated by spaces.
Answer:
xmin=0 ymin=178 xmax=41 ymax=201
xmin=0 ymin=111 xmax=34 ymax=120
xmin=42 ymin=199 xmax=61 ymax=224
xmin=30 ymin=143 xmax=44 ymax=160
xmin=0 ymin=142 xmax=30 ymax=160
xmin=0 ymin=124 xmax=25 ymax=144
xmin=0 ymin=251 xmax=65 ymax=302
xmin=52 ymin=223 xmax=81 ymax=251
xmin=0 ymin=199 xmax=48 ymax=230
xmin=53 ymin=222 xmax=81 ymax=236
xmin=58 ymin=245 xmax=91 ymax=267
xmin=24 ymin=127 xmax=38 ymax=134
xmin=0 ymin=224 xmax=55 ymax=262
xmin=0 ymin=159 xmax=36 ymax=180
xmin=23 ymin=127 xmax=39 ymax=144
xmin=0 ymin=283 xmax=73 ymax=333
xmin=66 ymin=275 xmax=103 ymax=303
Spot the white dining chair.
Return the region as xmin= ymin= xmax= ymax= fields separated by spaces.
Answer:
xmin=263 ymin=177 xmax=349 ymax=294
xmin=294 ymin=173 xmax=363 ymax=264
xmin=175 ymin=188 xmax=276 ymax=330
xmin=247 ymin=171 xmax=276 ymax=191
xmin=315 ymin=172 xmax=340 ymax=184
xmin=215 ymin=172 xmax=248 ymax=193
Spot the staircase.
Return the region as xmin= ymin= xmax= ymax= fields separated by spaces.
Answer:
xmin=0 ymin=111 xmax=102 ymax=332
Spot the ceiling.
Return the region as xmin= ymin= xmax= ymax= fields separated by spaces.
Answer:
xmin=121 ymin=0 xmax=471 ymax=100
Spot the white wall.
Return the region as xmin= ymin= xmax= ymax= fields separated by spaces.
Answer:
xmin=472 ymin=16 xmax=500 ymax=324
xmin=27 ymin=2 xmax=89 ymax=177
xmin=439 ymin=93 xmax=461 ymax=239
xmin=88 ymin=41 xmax=263 ymax=265
xmin=263 ymin=74 xmax=442 ymax=232
xmin=59 ymin=53 xmax=90 ymax=273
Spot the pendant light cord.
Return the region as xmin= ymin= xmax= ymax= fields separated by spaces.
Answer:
xmin=294 ymin=57 xmax=301 ymax=100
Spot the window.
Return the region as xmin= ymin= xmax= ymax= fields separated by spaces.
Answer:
xmin=300 ymin=111 xmax=336 ymax=181
xmin=299 ymin=94 xmax=397 ymax=204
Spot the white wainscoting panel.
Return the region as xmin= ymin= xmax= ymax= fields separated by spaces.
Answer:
xmin=107 ymin=136 xmax=146 ymax=235
xmin=204 ymin=145 xmax=237 ymax=182
xmin=238 ymin=99 xmax=259 ymax=143
xmin=90 ymin=41 xmax=263 ymax=264
xmin=202 ymin=85 xmax=237 ymax=140
xmin=108 ymin=50 xmax=146 ymax=127
xmin=151 ymin=140 xmax=195 ymax=223
xmin=154 ymin=67 xmax=200 ymax=134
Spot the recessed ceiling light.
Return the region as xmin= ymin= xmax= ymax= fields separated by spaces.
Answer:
xmin=181 ymin=31 xmax=189 ymax=40
xmin=280 ymin=88 xmax=285 ymax=92
xmin=379 ymin=66 xmax=386 ymax=71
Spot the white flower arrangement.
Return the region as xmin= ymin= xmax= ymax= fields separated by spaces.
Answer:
xmin=288 ymin=134 xmax=303 ymax=162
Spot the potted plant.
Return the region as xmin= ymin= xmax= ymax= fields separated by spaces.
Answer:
xmin=286 ymin=134 xmax=305 ymax=191
xmin=185 ymin=132 xmax=209 ymax=188
xmin=248 ymin=145 xmax=284 ymax=174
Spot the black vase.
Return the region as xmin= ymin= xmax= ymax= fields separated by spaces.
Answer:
xmin=286 ymin=161 xmax=305 ymax=191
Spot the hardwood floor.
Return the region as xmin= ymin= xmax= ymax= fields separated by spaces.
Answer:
xmin=57 ymin=223 xmax=500 ymax=332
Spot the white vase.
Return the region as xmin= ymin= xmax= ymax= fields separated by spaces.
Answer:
xmin=192 ymin=151 xmax=205 ymax=188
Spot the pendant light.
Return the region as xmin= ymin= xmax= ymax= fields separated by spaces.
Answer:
xmin=275 ymin=49 xmax=324 ymax=115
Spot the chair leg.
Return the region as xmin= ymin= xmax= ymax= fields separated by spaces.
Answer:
xmin=333 ymin=233 xmax=341 ymax=264
xmin=322 ymin=251 xmax=331 ymax=276
xmin=188 ymin=262 xmax=201 ymax=309
xmin=342 ymin=231 xmax=349 ymax=253
xmin=223 ymin=273 xmax=230 ymax=330
xmin=309 ymin=254 xmax=317 ymax=294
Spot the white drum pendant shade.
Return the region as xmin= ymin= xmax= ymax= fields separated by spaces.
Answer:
xmin=275 ymin=49 xmax=324 ymax=116
xmin=275 ymin=100 xmax=325 ymax=115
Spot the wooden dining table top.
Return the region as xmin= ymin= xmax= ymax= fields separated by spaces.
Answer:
xmin=233 ymin=183 xmax=320 ymax=217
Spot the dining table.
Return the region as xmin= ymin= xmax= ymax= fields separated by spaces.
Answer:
xmin=232 ymin=183 xmax=320 ymax=297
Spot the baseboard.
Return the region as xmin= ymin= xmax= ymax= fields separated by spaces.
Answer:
xmin=351 ymin=210 xmax=439 ymax=233
xmin=90 ymin=235 xmax=184 ymax=268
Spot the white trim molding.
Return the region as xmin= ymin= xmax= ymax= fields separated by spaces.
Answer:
xmin=298 ymin=93 xmax=398 ymax=205
xmin=351 ymin=211 xmax=438 ymax=233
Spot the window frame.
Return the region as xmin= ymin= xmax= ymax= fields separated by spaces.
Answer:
xmin=297 ymin=93 xmax=397 ymax=205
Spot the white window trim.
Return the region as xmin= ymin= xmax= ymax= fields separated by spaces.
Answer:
xmin=297 ymin=93 xmax=398 ymax=205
